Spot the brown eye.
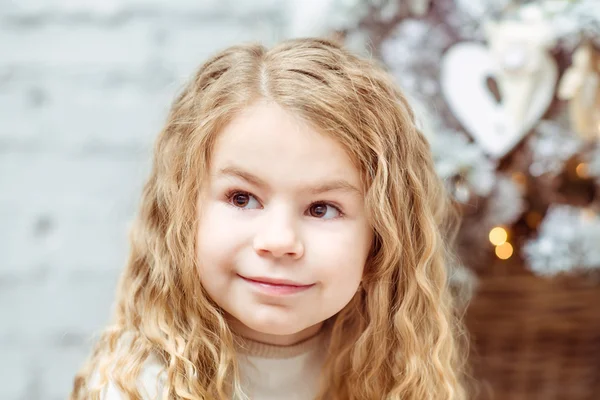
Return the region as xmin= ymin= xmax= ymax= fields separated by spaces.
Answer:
xmin=308 ymin=203 xmax=342 ymax=219
xmin=228 ymin=191 xmax=261 ymax=209
xmin=226 ymin=190 xmax=261 ymax=210
xmin=309 ymin=203 xmax=328 ymax=218
xmin=232 ymin=193 xmax=250 ymax=207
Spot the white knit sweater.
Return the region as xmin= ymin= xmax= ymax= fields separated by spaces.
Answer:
xmin=98 ymin=330 xmax=329 ymax=400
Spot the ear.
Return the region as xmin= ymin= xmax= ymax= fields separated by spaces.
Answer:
xmin=573 ymin=45 xmax=591 ymax=67
xmin=557 ymin=68 xmax=583 ymax=99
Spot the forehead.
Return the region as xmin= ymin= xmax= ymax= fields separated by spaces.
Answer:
xmin=210 ymin=101 xmax=362 ymax=189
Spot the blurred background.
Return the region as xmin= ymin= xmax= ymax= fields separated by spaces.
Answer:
xmin=1 ymin=0 xmax=599 ymax=399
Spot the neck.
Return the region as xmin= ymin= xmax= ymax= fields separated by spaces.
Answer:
xmin=226 ymin=317 xmax=324 ymax=346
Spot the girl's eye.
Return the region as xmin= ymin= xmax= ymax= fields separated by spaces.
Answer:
xmin=308 ymin=203 xmax=341 ymax=219
xmin=227 ymin=191 xmax=261 ymax=209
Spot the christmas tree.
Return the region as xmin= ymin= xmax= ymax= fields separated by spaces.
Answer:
xmin=290 ymin=1 xmax=600 ymax=397
xmin=291 ymin=0 xmax=600 ymax=283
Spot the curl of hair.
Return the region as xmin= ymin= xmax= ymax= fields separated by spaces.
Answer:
xmin=71 ymin=37 xmax=472 ymax=400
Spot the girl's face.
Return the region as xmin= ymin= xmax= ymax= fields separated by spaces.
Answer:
xmin=196 ymin=101 xmax=372 ymax=345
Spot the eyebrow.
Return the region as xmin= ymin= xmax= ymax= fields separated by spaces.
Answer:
xmin=217 ymin=166 xmax=362 ymax=195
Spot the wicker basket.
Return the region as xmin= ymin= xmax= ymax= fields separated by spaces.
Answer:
xmin=465 ymin=263 xmax=600 ymax=400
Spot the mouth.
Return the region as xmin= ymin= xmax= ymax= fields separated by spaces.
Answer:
xmin=237 ymin=274 xmax=315 ymax=295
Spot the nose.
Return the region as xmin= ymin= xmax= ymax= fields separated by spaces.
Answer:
xmin=253 ymin=210 xmax=304 ymax=260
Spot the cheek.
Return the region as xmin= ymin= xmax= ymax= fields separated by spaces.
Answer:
xmin=196 ymin=203 xmax=239 ymax=268
xmin=309 ymin=223 xmax=371 ymax=284
xmin=196 ymin=204 xmax=242 ymax=302
xmin=308 ymin=229 xmax=367 ymax=315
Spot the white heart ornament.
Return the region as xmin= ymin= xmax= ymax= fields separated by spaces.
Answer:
xmin=440 ymin=43 xmax=558 ymax=158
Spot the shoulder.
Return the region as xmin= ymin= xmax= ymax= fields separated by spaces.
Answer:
xmin=92 ymin=351 xmax=167 ymax=400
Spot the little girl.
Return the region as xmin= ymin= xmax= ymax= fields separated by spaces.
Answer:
xmin=71 ymin=37 xmax=470 ymax=400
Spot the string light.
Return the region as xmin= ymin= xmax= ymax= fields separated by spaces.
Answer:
xmin=495 ymin=242 xmax=514 ymax=260
xmin=489 ymin=227 xmax=513 ymax=260
xmin=575 ymin=163 xmax=589 ymax=178
xmin=489 ymin=226 xmax=508 ymax=246
xmin=511 ymin=172 xmax=527 ymax=188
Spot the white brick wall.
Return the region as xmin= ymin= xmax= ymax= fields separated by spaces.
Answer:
xmin=0 ymin=1 xmax=292 ymax=398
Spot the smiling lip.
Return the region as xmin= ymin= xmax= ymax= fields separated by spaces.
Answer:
xmin=238 ymin=275 xmax=315 ymax=295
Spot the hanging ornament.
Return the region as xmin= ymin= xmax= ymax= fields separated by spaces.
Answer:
xmin=440 ymin=17 xmax=558 ymax=158
xmin=557 ymin=42 xmax=600 ymax=141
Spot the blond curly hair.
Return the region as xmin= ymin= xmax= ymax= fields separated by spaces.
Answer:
xmin=71 ymin=37 xmax=471 ymax=400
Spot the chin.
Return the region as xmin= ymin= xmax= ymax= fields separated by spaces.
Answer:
xmin=246 ymin=319 xmax=305 ymax=336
